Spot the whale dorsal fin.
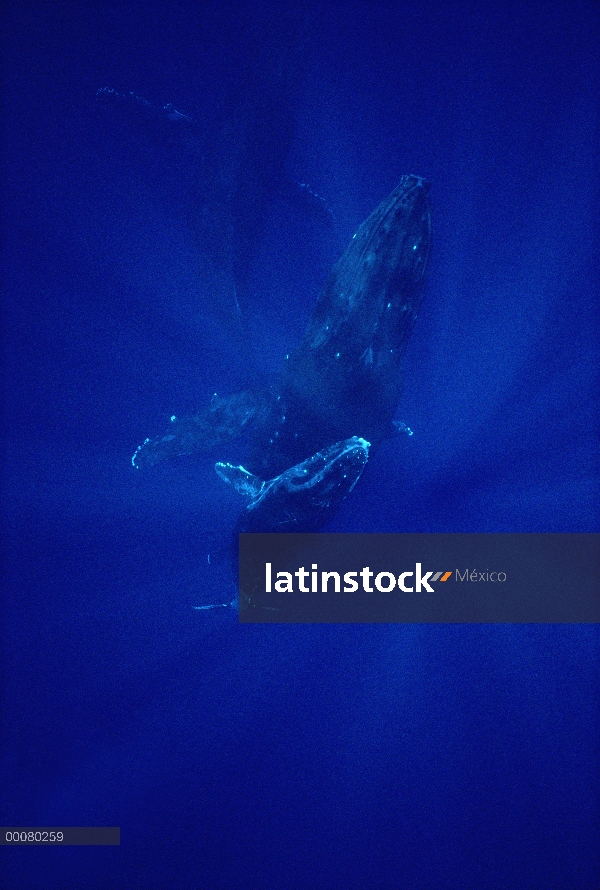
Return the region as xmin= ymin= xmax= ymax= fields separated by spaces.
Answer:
xmin=215 ymin=462 xmax=264 ymax=500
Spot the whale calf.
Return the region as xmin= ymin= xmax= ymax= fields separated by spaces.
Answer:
xmin=216 ymin=436 xmax=370 ymax=534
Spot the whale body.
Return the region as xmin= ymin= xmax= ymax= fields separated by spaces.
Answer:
xmin=133 ymin=175 xmax=432 ymax=529
xmin=216 ymin=436 xmax=370 ymax=533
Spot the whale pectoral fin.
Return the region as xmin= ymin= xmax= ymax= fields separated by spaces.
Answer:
xmin=215 ymin=462 xmax=264 ymax=499
xmin=132 ymin=391 xmax=268 ymax=469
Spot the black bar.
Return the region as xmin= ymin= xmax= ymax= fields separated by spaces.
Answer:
xmin=0 ymin=828 xmax=120 ymax=845
xmin=239 ymin=533 xmax=600 ymax=623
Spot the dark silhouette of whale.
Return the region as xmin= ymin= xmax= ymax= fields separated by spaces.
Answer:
xmin=133 ymin=175 xmax=432 ymax=532
xmin=95 ymin=83 xmax=331 ymax=364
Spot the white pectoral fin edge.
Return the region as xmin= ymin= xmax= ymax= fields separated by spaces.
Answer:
xmin=215 ymin=462 xmax=264 ymax=500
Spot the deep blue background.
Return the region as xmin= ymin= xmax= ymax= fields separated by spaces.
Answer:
xmin=1 ymin=1 xmax=598 ymax=888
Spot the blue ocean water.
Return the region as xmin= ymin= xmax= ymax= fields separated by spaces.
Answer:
xmin=1 ymin=1 xmax=598 ymax=888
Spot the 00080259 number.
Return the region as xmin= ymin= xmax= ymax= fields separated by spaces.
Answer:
xmin=5 ymin=830 xmax=64 ymax=842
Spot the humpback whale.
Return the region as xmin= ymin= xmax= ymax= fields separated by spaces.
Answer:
xmin=133 ymin=174 xmax=432 ymax=532
xmin=216 ymin=437 xmax=370 ymax=534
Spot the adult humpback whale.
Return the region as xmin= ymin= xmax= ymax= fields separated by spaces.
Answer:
xmin=133 ymin=175 xmax=432 ymax=532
